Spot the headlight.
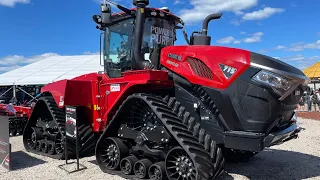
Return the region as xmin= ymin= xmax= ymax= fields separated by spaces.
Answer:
xmin=253 ymin=70 xmax=293 ymax=95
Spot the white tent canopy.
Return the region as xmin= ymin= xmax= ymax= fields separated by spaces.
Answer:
xmin=0 ymin=55 xmax=104 ymax=86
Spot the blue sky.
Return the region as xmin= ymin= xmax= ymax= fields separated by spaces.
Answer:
xmin=0 ymin=0 xmax=319 ymax=73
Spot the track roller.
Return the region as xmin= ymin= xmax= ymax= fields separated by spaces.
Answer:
xmin=47 ymin=142 xmax=55 ymax=155
xmin=134 ymin=159 xmax=153 ymax=179
xmin=96 ymin=137 xmax=129 ymax=171
xmin=41 ymin=141 xmax=48 ymax=153
xmin=149 ymin=161 xmax=167 ymax=180
xmin=120 ymin=155 xmax=139 ymax=175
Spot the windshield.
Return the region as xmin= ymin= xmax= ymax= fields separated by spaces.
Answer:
xmin=103 ymin=17 xmax=176 ymax=77
xmin=104 ymin=19 xmax=134 ymax=77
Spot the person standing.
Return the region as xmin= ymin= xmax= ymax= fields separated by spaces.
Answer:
xmin=307 ymin=90 xmax=312 ymax=112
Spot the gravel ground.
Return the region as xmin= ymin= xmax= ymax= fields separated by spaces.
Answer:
xmin=1 ymin=118 xmax=320 ymax=180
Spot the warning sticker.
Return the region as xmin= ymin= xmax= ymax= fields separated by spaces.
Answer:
xmin=110 ymin=84 xmax=120 ymax=92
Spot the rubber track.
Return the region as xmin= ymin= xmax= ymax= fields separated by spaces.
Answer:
xmin=23 ymin=96 xmax=95 ymax=159
xmin=97 ymin=93 xmax=219 ymax=180
xmin=192 ymin=86 xmax=257 ymax=162
xmin=192 ymin=85 xmax=228 ymax=130
xmin=162 ymin=95 xmax=225 ymax=179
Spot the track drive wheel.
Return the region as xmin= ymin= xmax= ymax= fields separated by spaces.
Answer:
xmin=96 ymin=137 xmax=129 ymax=171
xmin=120 ymin=155 xmax=138 ymax=175
xmin=134 ymin=159 xmax=153 ymax=179
xmin=149 ymin=161 xmax=167 ymax=180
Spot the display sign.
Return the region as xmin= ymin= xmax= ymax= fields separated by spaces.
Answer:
xmin=59 ymin=106 xmax=86 ymax=173
xmin=65 ymin=106 xmax=77 ymax=139
xmin=0 ymin=116 xmax=11 ymax=171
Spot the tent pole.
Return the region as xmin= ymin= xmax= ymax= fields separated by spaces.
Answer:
xmin=0 ymin=86 xmax=13 ymax=98
xmin=13 ymin=85 xmax=16 ymax=99
xmin=17 ymin=87 xmax=35 ymax=99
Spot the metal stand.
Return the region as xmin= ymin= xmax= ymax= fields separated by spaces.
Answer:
xmin=58 ymin=106 xmax=87 ymax=173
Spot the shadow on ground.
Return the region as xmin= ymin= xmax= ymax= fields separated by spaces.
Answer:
xmin=218 ymin=148 xmax=320 ymax=180
xmin=11 ymin=151 xmax=46 ymax=170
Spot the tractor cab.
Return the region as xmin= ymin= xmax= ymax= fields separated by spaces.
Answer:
xmin=93 ymin=0 xmax=183 ymax=78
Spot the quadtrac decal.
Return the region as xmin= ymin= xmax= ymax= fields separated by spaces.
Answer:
xmin=219 ymin=64 xmax=237 ymax=79
xmin=110 ymin=84 xmax=120 ymax=92
xmin=166 ymin=60 xmax=179 ymax=67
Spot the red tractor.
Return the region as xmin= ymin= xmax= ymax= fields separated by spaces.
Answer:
xmin=23 ymin=0 xmax=309 ymax=179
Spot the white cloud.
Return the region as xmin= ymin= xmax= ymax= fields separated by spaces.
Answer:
xmin=83 ymin=51 xmax=99 ymax=55
xmin=258 ymin=49 xmax=267 ymax=53
xmin=230 ymin=20 xmax=241 ymax=26
xmin=287 ymin=40 xmax=320 ymax=51
xmin=290 ymin=3 xmax=297 ymax=7
xmin=275 ymin=45 xmax=286 ymax=49
xmin=233 ymin=40 xmax=241 ymax=44
xmin=273 ymin=57 xmax=280 ymax=60
xmin=0 ymin=53 xmax=59 ymax=73
xmin=243 ymin=32 xmax=264 ymax=43
xmin=284 ymin=54 xmax=305 ymax=61
xmin=0 ymin=0 xmax=30 ymax=7
xmin=178 ymin=0 xmax=258 ymax=24
xmin=216 ymin=36 xmax=235 ymax=44
xmin=242 ymin=7 xmax=285 ymax=20
xmin=240 ymin=31 xmax=246 ymax=35
xmin=282 ymin=54 xmax=320 ymax=70
xmin=174 ymin=0 xmax=183 ymax=5
xmin=217 ymin=32 xmax=263 ymax=44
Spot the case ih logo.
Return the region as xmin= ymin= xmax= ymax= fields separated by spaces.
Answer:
xmin=168 ymin=53 xmax=182 ymax=61
xmin=219 ymin=64 xmax=237 ymax=79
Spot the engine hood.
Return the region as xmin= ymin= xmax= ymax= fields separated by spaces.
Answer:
xmin=250 ymin=52 xmax=310 ymax=86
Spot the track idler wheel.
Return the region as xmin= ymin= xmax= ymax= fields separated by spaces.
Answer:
xmin=165 ymin=147 xmax=197 ymax=180
xmin=134 ymin=159 xmax=153 ymax=179
xmin=149 ymin=161 xmax=167 ymax=180
xmin=120 ymin=155 xmax=139 ymax=175
xmin=97 ymin=137 xmax=129 ymax=171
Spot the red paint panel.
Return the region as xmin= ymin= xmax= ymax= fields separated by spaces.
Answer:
xmin=160 ymin=46 xmax=251 ymax=90
xmin=41 ymin=80 xmax=68 ymax=108
xmin=40 ymin=70 xmax=172 ymax=132
xmin=64 ymin=80 xmax=94 ymax=107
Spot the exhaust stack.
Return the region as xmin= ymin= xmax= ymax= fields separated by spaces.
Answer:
xmin=193 ymin=13 xmax=222 ymax=45
xmin=132 ymin=0 xmax=154 ymax=70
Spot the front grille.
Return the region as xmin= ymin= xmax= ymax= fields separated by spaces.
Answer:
xmin=187 ymin=57 xmax=213 ymax=80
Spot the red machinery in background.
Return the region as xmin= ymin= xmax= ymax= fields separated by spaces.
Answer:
xmin=0 ymin=103 xmax=32 ymax=136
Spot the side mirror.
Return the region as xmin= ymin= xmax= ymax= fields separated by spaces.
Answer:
xmin=92 ymin=15 xmax=102 ymax=24
xmin=183 ymin=30 xmax=190 ymax=45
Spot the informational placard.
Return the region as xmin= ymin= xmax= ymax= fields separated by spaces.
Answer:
xmin=65 ymin=106 xmax=77 ymax=139
xmin=59 ymin=106 xmax=86 ymax=173
xmin=0 ymin=116 xmax=11 ymax=171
